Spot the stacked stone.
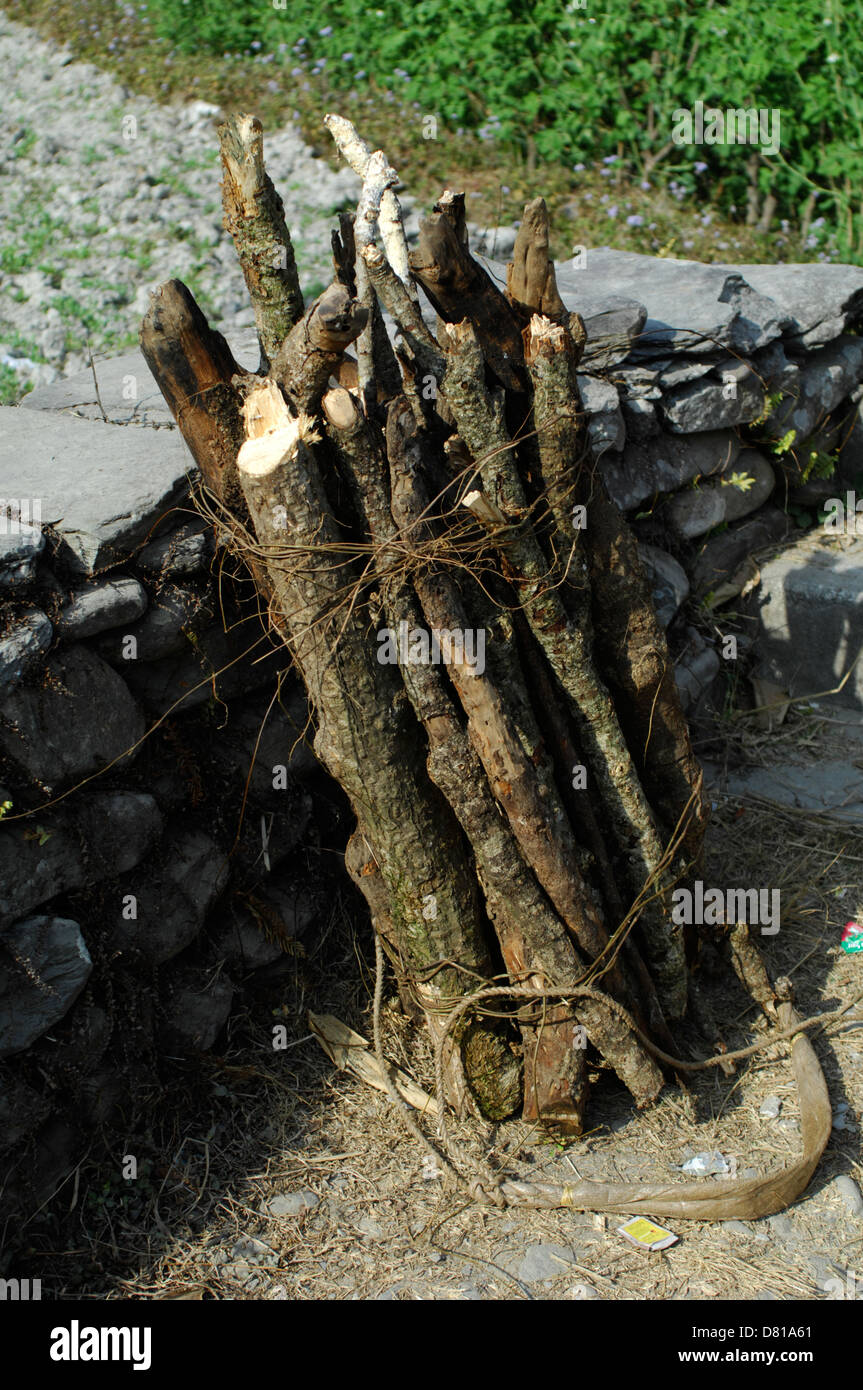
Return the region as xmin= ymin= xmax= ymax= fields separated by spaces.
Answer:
xmin=0 ymin=335 xmax=327 ymax=1212
xmin=493 ymin=248 xmax=863 ymax=712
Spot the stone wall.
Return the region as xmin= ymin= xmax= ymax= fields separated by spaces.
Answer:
xmin=0 ymin=333 xmax=337 ymax=1216
xmin=3 ymin=250 xmax=863 ymax=1216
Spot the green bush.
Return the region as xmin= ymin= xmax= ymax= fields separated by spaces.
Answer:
xmin=144 ymin=0 xmax=863 ymax=260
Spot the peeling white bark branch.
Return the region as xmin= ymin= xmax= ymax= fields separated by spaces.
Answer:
xmin=324 ymin=113 xmax=415 ymax=298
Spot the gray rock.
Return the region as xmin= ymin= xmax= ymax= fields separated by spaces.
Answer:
xmin=579 ymin=248 xmax=784 ymax=356
xmin=136 ymin=521 xmax=212 ymax=577
xmin=209 ymin=879 xmax=316 ymax=971
xmin=159 ymin=972 xmax=234 ymax=1052
xmin=470 ymin=225 xmax=517 ymax=260
xmin=656 ymin=356 xmax=724 ymax=389
xmin=121 ymin=623 xmax=284 ymax=717
xmin=622 ymin=397 xmax=659 ymax=442
xmin=664 ymin=486 xmax=727 ymax=540
xmin=55 ymin=576 xmax=147 ymax=639
xmin=717 ymin=449 xmax=776 ymax=523
xmin=577 ymin=373 xmax=624 ymax=455
xmin=231 ymin=1236 xmax=278 ymax=1267
xmin=516 ymin=1243 xmax=577 ymax=1283
xmin=217 ymin=686 xmax=319 ymax=794
xmin=749 ymin=532 xmax=863 ymax=710
xmin=112 ymin=826 xmax=228 ymax=962
xmin=614 ymin=362 xmax=663 ymax=400
xmin=661 ymin=362 xmax=766 ymax=433
xmin=264 ymin=1190 xmax=319 ymax=1217
xmin=807 ymin=1254 xmax=845 ymax=1294
xmin=831 ymin=1174 xmax=863 ymax=1216
xmin=357 ymin=1215 xmax=385 ymax=1240
xmin=0 ymin=791 xmax=162 ymax=927
xmin=768 ymin=1214 xmax=796 ymax=1239
xmin=0 ymin=407 xmax=195 ymax=574
xmin=763 ymin=335 xmax=863 ymax=444
xmin=675 ymin=633 xmax=721 ymax=712
xmin=20 ymin=348 xmax=176 ymax=426
xmin=705 ymin=756 xmax=863 ymax=826
xmin=690 ymin=507 xmax=790 ymax=598
xmin=0 ymin=644 xmax=144 ymax=785
xmin=756 ymin=1289 xmax=783 ymax=1301
xmin=759 ymin=1095 xmax=782 ymax=1119
xmin=0 ymin=915 xmax=92 ymax=1057
xmin=752 ymin=339 xmax=801 ymax=394
xmin=724 ymin=261 xmax=863 ymax=349
xmin=638 ymin=543 xmax=689 ymax=627
xmin=602 ymin=429 xmax=740 ymax=511
xmin=0 ymin=523 xmax=44 ymax=589
xmin=723 ymin=1220 xmax=755 ymax=1236
xmin=97 ymin=585 xmax=209 ymax=663
xmin=0 ymin=606 xmax=52 ymax=696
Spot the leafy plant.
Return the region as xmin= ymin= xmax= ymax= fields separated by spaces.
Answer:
xmin=722 ymin=470 xmax=756 ymax=493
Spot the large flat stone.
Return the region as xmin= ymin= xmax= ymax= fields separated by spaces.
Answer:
xmin=20 ymin=329 xmax=259 ymax=426
xmin=578 ymin=249 xmax=785 ymax=357
xmin=0 ymin=791 xmax=162 ymax=927
xmin=723 ymin=262 xmax=863 ymax=349
xmin=749 ymin=533 xmax=863 ymax=709
xmin=706 ymin=757 xmax=863 ymax=824
xmin=0 ymin=644 xmax=144 ymax=786
xmin=602 ymin=429 xmax=740 ymax=511
xmin=0 ymin=407 xmax=196 ymax=574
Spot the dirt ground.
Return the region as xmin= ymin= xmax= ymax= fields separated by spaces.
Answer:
xmin=16 ymin=705 xmax=863 ymax=1303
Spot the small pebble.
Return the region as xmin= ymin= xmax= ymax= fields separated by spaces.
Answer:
xmin=569 ymin=1282 xmax=599 ymax=1300
xmin=759 ymin=1095 xmax=781 ymax=1119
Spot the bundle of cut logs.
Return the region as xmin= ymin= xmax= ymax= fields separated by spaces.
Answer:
xmin=140 ymin=116 xmax=830 ymax=1214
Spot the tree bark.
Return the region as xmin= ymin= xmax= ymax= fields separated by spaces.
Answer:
xmin=141 ymin=111 xmax=722 ymax=1135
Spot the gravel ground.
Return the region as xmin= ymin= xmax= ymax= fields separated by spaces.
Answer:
xmin=0 ymin=11 xmax=365 ymax=400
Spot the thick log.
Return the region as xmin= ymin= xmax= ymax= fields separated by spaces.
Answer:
xmin=139 ymin=279 xmax=246 ymax=508
xmin=236 ymin=382 xmax=517 ymax=1117
xmin=522 ymin=315 xmax=707 ymax=866
xmin=443 ymin=317 xmax=688 ymax=1017
xmin=219 ymin=114 xmax=305 ymax=369
xmin=384 ymin=397 xmax=664 ymax=1117
xmin=409 ymin=209 xmax=526 ymax=392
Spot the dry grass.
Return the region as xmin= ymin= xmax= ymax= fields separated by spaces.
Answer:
xmin=17 ymin=705 xmax=862 ymax=1303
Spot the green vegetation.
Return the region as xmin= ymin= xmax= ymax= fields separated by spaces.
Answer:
xmin=3 ymin=0 xmax=860 ymax=264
